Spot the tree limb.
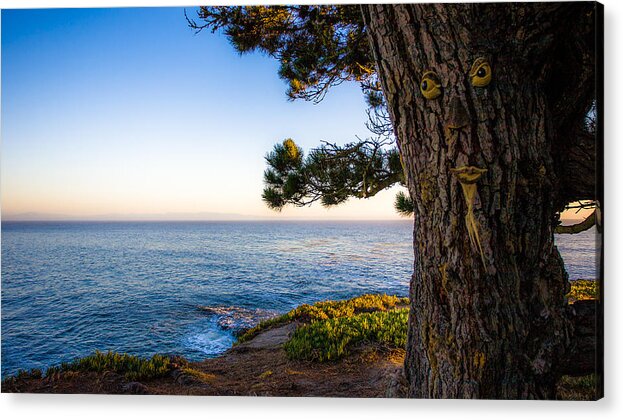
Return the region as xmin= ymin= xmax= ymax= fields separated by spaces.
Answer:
xmin=555 ymin=211 xmax=596 ymax=234
xmin=262 ymin=138 xmax=404 ymax=209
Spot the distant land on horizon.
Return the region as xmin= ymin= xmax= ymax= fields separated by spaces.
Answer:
xmin=1 ymin=211 xmax=590 ymax=225
xmin=0 ymin=211 xmax=408 ymax=223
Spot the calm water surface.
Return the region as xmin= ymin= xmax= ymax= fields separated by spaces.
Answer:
xmin=0 ymin=221 xmax=599 ymax=377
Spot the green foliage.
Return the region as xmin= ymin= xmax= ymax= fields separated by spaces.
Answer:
xmin=394 ymin=191 xmax=414 ymax=216
xmin=262 ymin=138 xmax=405 ymax=210
xmin=187 ymin=5 xmax=373 ymax=103
xmin=180 ymin=367 xmax=216 ymax=382
xmin=567 ymin=279 xmax=599 ymax=302
xmin=284 ymin=309 xmax=409 ymax=361
xmin=13 ymin=368 xmax=42 ymax=380
xmin=289 ymin=293 xmax=408 ymax=321
xmin=366 ymin=87 xmax=385 ymax=109
xmin=262 ymin=138 xmax=305 ymax=210
xmin=45 ymin=365 xmax=62 ymax=378
xmin=237 ymin=293 xmax=408 ymax=343
xmin=44 ymin=351 xmax=172 ymax=381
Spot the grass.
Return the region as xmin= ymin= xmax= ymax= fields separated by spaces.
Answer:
xmin=44 ymin=350 xmax=173 ymax=381
xmin=284 ymin=308 xmax=409 ymax=361
xmin=180 ymin=367 xmax=216 ymax=382
xmin=237 ymin=293 xmax=408 ymax=343
xmin=13 ymin=368 xmax=43 ymax=380
xmin=567 ymin=279 xmax=599 ymax=302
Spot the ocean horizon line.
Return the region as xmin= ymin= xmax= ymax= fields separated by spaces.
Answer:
xmin=1 ymin=218 xmax=409 ymax=223
xmin=0 ymin=217 xmax=590 ymax=225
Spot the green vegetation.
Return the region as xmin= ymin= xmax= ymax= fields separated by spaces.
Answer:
xmin=567 ymin=279 xmax=599 ymax=302
xmin=13 ymin=368 xmax=42 ymax=380
xmin=237 ymin=293 xmax=408 ymax=343
xmin=240 ymin=293 xmax=410 ymax=362
xmin=180 ymin=366 xmax=216 ymax=383
xmin=284 ymin=308 xmax=408 ymax=361
xmin=44 ymin=350 xmax=172 ymax=381
xmin=262 ymin=138 xmax=404 ymax=210
xmin=242 ymin=283 xmax=599 ymax=363
xmin=287 ymin=293 xmax=409 ymax=321
xmin=557 ymin=373 xmax=599 ymax=400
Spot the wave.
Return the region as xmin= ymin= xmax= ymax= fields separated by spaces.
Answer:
xmin=197 ymin=305 xmax=279 ymax=336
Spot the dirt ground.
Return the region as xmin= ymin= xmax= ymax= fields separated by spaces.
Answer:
xmin=2 ymin=322 xmax=408 ymax=398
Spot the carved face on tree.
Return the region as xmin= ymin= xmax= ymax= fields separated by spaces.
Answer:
xmin=394 ymin=9 xmax=573 ymax=276
xmin=419 ymin=56 xmax=497 ymax=266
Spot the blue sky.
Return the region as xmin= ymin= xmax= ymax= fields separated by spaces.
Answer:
xmin=1 ymin=7 xmax=403 ymax=220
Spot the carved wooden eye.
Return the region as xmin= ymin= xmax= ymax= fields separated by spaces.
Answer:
xmin=420 ymin=71 xmax=442 ymax=99
xmin=470 ymin=58 xmax=492 ymax=87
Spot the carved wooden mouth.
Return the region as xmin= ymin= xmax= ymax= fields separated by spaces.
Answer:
xmin=450 ymin=166 xmax=487 ymax=184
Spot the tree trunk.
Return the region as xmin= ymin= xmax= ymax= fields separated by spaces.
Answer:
xmin=561 ymin=300 xmax=600 ymax=377
xmin=362 ymin=3 xmax=597 ymax=399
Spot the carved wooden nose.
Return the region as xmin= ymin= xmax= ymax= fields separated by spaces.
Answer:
xmin=446 ymin=96 xmax=469 ymax=130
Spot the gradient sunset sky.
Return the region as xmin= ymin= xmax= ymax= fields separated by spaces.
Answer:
xmin=1 ymin=6 xmax=588 ymax=222
xmin=1 ymin=7 xmax=406 ymax=221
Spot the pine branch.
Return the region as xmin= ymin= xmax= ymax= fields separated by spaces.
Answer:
xmin=262 ymin=138 xmax=404 ymax=210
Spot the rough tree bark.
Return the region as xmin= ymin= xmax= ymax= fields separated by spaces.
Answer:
xmin=362 ymin=3 xmax=598 ymax=398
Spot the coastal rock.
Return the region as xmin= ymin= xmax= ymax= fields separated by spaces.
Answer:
xmin=197 ymin=305 xmax=278 ymax=336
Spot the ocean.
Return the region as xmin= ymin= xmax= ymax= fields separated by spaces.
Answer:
xmin=0 ymin=221 xmax=600 ymax=378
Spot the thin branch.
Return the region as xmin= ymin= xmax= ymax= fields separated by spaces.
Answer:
xmin=555 ymin=211 xmax=596 ymax=234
